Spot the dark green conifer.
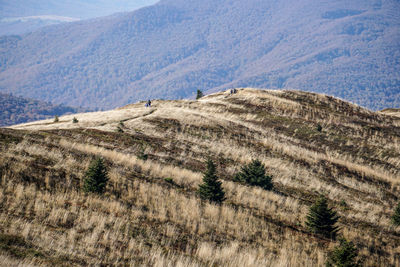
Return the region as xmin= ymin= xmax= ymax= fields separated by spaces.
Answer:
xmin=54 ymin=115 xmax=59 ymax=122
xmin=198 ymin=159 xmax=225 ymax=203
xmin=326 ymin=238 xmax=361 ymax=267
xmin=196 ymin=89 xmax=204 ymax=100
xmin=83 ymin=157 xmax=109 ymax=194
xmin=72 ymin=117 xmax=79 ymax=123
xmin=234 ymin=159 xmax=273 ymax=190
xmin=392 ymin=201 xmax=400 ymax=226
xmin=305 ymin=196 xmax=340 ymax=239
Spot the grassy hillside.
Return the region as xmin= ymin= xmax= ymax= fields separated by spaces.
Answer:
xmin=0 ymin=93 xmax=83 ymax=127
xmin=0 ymin=0 xmax=399 ymax=110
xmin=1 ymin=89 xmax=400 ymax=266
xmin=381 ymin=108 xmax=400 ymax=118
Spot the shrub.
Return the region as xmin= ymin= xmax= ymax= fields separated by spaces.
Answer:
xmin=137 ymin=147 xmax=148 ymax=161
xmin=234 ymin=159 xmax=273 ymax=190
xmin=326 ymin=238 xmax=361 ymax=267
xmin=317 ymin=124 xmax=323 ymax=132
xmin=392 ymin=201 xmax=400 ymax=226
xmin=196 ymin=89 xmax=204 ymax=99
xmin=198 ymin=159 xmax=225 ymax=203
xmin=305 ymin=195 xmax=340 ymax=239
xmin=72 ymin=117 xmax=79 ymax=123
xmin=164 ymin=177 xmax=174 ymax=184
xmin=83 ymin=157 xmax=109 ymax=194
xmin=339 ymin=200 xmax=349 ymax=211
xmin=54 ymin=115 xmax=59 ymax=122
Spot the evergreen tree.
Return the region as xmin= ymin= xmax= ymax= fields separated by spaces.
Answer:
xmin=83 ymin=157 xmax=109 ymax=194
xmin=234 ymin=159 xmax=273 ymax=190
xmin=72 ymin=117 xmax=79 ymax=123
xmin=305 ymin=196 xmax=340 ymax=239
xmin=392 ymin=201 xmax=400 ymax=226
xmin=116 ymin=126 xmax=124 ymax=133
xmin=196 ymin=89 xmax=204 ymax=99
xmin=54 ymin=115 xmax=59 ymax=122
xmin=326 ymin=238 xmax=361 ymax=267
xmin=198 ymin=159 xmax=225 ymax=203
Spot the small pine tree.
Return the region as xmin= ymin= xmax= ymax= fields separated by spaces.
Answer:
xmin=83 ymin=157 xmax=109 ymax=194
xmin=326 ymin=238 xmax=361 ymax=267
xmin=305 ymin=196 xmax=340 ymax=240
xmin=54 ymin=115 xmax=59 ymax=122
xmin=234 ymin=159 xmax=273 ymax=190
xmin=196 ymin=89 xmax=204 ymax=100
xmin=72 ymin=117 xmax=79 ymax=123
xmin=198 ymin=159 xmax=225 ymax=203
xmin=137 ymin=147 xmax=148 ymax=161
xmin=117 ymin=121 xmax=125 ymax=132
xmin=116 ymin=126 xmax=124 ymax=133
xmin=392 ymin=201 xmax=400 ymax=226
xmin=317 ymin=124 xmax=323 ymax=132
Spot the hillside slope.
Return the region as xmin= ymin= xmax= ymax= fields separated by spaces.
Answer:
xmin=381 ymin=108 xmax=400 ymax=118
xmin=1 ymin=89 xmax=400 ymax=266
xmin=0 ymin=93 xmax=83 ymax=126
xmin=0 ymin=0 xmax=399 ymax=110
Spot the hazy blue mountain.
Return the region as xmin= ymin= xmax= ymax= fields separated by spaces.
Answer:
xmin=0 ymin=16 xmax=80 ymax=36
xmin=0 ymin=0 xmax=159 ymax=18
xmin=0 ymin=0 xmax=158 ymax=35
xmin=0 ymin=0 xmax=399 ymax=110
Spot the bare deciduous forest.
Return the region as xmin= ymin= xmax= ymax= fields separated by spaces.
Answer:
xmin=1 ymin=0 xmax=399 ymax=110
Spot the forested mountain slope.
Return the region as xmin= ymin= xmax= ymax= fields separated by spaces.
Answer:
xmin=1 ymin=0 xmax=399 ymax=110
xmin=0 ymin=93 xmax=81 ymax=126
xmin=1 ymin=89 xmax=400 ymax=266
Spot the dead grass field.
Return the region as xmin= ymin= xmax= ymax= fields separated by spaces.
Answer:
xmin=2 ymin=89 xmax=400 ymax=266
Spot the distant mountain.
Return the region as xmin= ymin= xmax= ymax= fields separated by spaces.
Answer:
xmin=0 ymin=0 xmax=159 ymax=18
xmin=0 ymin=93 xmax=83 ymax=126
xmin=0 ymin=0 xmax=399 ymax=110
xmin=0 ymin=16 xmax=80 ymax=36
xmin=0 ymin=0 xmax=158 ymax=35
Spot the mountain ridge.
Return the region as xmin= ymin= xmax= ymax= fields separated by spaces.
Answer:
xmin=10 ymin=88 xmax=393 ymax=130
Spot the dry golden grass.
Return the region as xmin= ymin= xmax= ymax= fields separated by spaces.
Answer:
xmin=2 ymin=89 xmax=400 ymax=266
xmin=0 ymin=168 xmax=328 ymax=266
xmin=380 ymin=108 xmax=400 ymax=118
